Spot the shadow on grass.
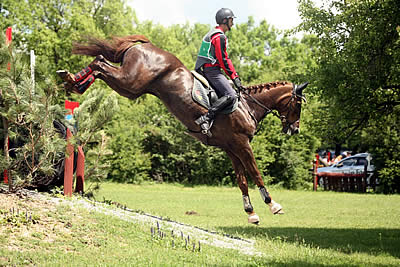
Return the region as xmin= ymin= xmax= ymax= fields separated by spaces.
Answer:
xmin=218 ymin=226 xmax=400 ymax=259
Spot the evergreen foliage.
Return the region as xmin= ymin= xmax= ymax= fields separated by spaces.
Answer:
xmin=72 ymin=87 xmax=119 ymax=184
xmin=0 ymin=33 xmax=65 ymax=189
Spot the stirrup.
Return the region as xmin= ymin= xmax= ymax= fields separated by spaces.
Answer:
xmin=200 ymin=121 xmax=213 ymax=137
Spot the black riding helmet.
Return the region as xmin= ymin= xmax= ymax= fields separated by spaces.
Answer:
xmin=215 ymin=8 xmax=236 ymax=25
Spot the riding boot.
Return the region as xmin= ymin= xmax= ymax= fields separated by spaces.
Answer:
xmin=195 ymin=95 xmax=234 ymax=135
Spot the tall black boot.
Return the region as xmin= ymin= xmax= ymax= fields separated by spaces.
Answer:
xmin=195 ymin=95 xmax=234 ymax=136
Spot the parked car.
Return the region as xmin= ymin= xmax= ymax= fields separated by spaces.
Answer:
xmin=317 ymin=153 xmax=375 ymax=185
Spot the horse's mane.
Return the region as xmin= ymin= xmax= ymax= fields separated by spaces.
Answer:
xmin=72 ymin=35 xmax=151 ymax=63
xmin=245 ymin=81 xmax=290 ymax=94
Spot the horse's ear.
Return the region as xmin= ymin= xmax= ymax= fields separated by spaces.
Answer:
xmin=296 ymin=82 xmax=309 ymax=95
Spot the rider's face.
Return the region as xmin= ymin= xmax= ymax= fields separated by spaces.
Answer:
xmin=228 ymin=18 xmax=234 ymax=29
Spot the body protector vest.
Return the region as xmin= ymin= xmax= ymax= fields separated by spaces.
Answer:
xmin=195 ymin=28 xmax=224 ymax=70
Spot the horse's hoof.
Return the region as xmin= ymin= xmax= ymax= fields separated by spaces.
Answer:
xmin=96 ymin=55 xmax=106 ymax=62
xmin=56 ymin=70 xmax=75 ymax=83
xmin=248 ymin=213 xmax=260 ymax=224
xmin=269 ymin=200 xmax=284 ymax=215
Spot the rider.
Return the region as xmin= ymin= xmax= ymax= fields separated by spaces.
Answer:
xmin=195 ymin=8 xmax=244 ymax=134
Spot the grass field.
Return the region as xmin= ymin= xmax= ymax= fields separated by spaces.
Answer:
xmin=1 ymin=182 xmax=400 ymax=266
xmin=94 ymin=182 xmax=400 ymax=266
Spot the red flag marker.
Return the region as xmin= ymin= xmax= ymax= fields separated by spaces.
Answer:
xmin=5 ymin=27 xmax=12 ymax=46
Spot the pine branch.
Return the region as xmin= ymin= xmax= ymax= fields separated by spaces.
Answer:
xmin=382 ymin=85 xmax=400 ymax=90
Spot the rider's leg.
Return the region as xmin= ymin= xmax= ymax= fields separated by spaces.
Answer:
xmin=195 ymin=67 xmax=236 ymax=131
xmin=195 ymin=95 xmax=234 ymax=128
xmin=203 ymin=66 xmax=237 ymax=99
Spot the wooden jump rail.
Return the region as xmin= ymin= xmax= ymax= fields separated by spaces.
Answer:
xmin=313 ymin=157 xmax=377 ymax=193
xmin=317 ymin=172 xmax=367 ymax=192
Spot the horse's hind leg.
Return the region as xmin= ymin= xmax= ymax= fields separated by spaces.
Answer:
xmin=60 ymin=55 xmax=141 ymax=99
xmin=234 ymin=144 xmax=284 ymax=215
xmin=226 ymin=151 xmax=260 ymax=224
xmin=88 ymin=55 xmax=147 ymax=99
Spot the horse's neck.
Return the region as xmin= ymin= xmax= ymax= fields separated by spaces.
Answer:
xmin=244 ymin=82 xmax=291 ymax=122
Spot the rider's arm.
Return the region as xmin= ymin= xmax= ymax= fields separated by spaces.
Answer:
xmin=212 ymin=34 xmax=239 ymax=80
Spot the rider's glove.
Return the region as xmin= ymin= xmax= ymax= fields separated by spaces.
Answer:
xmin=233 ymin=77 xmax=243 ymax=91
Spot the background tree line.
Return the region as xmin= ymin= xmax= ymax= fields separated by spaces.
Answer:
xmin=0 ymin=0 xmax=399 ymax=192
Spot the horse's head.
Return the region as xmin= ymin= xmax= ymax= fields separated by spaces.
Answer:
xmin=243 ymin=81 xmax=308 ymax=136
xmin=277 ymin=82 xmax=308 ymax=136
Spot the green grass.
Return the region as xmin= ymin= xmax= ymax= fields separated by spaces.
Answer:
xmin=93 ymin=182 xmax=400 ymax=266
xmin=0 ymin=193 xmax=261 ymax=266
xmin=1 ymin=182 xmax=399 ymax=266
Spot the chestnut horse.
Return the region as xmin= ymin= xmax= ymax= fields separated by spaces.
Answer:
xmin=59 ymin=35 xmax=307 ymax=224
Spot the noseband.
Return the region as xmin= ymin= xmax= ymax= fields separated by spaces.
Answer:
xmin=281 ymin=84 xmax=307 ymax=133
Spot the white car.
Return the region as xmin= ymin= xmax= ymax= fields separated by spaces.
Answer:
xmin=318 ymin=153 xmax=375 ymax=184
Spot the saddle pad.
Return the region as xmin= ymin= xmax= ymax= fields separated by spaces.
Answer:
xmin=192 ymin=78 xmax=211 ymax=109
xmin=191 ymin=77 xmax=238 ymax=114
xmin=191 ymin=70 xmax=210 ymax=88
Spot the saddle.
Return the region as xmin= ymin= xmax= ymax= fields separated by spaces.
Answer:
xmin=191 ymin=70 xmax=238 ymax=114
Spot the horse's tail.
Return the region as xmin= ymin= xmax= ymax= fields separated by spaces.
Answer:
xmin=72 ymin=35 xmax=150 ymax=63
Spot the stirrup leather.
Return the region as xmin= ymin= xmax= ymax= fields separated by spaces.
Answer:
xmin=195 ymin=115 xmax=208 ymax=125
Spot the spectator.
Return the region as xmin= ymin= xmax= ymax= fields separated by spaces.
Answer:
xmin=333 ymin=154 xmax=343 ymax=163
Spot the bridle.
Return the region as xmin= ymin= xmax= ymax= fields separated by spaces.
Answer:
xmin=241 ymin=83 xmax=306 ymax=134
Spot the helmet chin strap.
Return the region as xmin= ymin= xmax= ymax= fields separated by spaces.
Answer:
xmin=223 ymin=19 xmax=231 ymax=31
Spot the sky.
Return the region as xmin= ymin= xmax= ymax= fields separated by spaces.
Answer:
xmin=127 ymin=0 xmax=324 ymax=32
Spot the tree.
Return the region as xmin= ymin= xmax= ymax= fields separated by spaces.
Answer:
xmin=71 ymin=87 xmax=119 ymax=186
xmin=1 ymin=1 xmax=321 ymax=188
xmin=298 ymin=0 xmax=400 ymax=192
xmin=0 ymin=0 xmax=137 ymax=77
xmin=0 ymin=33 xmax=65 ymax=190
xmin=1 ymin=0 xmax=132 ymax=190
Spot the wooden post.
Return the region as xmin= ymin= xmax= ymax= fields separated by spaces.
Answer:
xmin=64 ymin=129 xmax=74 ymax=197
xmin=4 ymin=28 xmax=12 ymax=189
xmin=75 ymin=146 xmax=85 ymax=193
xmin=3 ymin=137 xmax=9 ymax=184
xmin=313 ymin=154 xmax=319 ymax=191
xmin=363 ymin=163 xmax=368 ymax=192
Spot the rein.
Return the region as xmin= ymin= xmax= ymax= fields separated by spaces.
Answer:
xmin=241 ymin=88 xmax=280 ymax=119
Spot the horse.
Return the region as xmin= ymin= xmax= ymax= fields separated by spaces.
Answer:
xmin=58 ymin=35 xmax=308 ymax=224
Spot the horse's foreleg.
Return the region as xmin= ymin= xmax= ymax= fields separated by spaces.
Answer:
xmin=236 ymin=145 xmax=284 ymax=215
xmin=226 ymin=151 xmax=260 ymax=224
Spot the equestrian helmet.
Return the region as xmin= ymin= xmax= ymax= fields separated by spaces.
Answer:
xmin=216 ymin=8 xmax=236 ymax=25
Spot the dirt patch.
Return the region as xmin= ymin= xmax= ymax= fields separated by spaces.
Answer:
xmin=0 ymin=190 xmax=80 ymax=252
